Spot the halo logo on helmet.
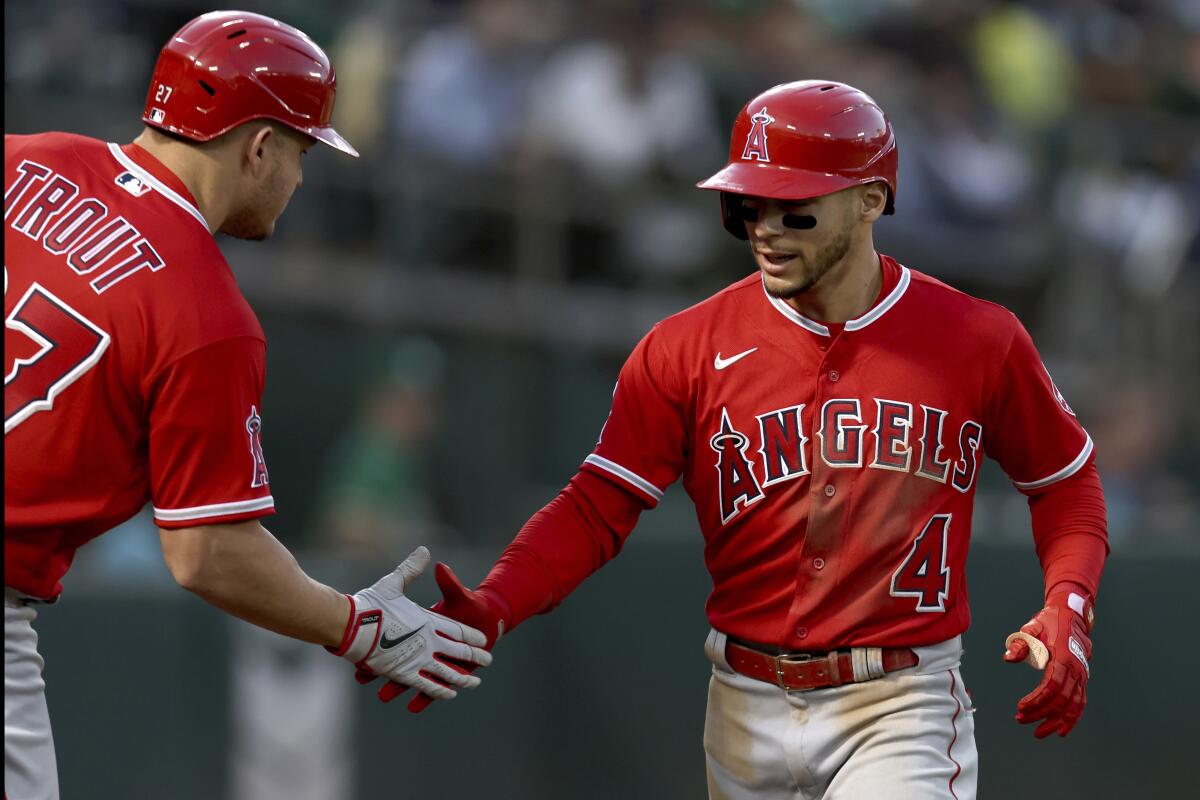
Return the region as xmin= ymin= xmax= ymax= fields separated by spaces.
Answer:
xmin=741 ymin=108 xmax=775 ymax=163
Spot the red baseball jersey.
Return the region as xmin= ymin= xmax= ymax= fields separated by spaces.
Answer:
xmin=4 ymin=132 xmax=275 ymax=599
xmin=580 ymin=255 xmax=1092 ymax=650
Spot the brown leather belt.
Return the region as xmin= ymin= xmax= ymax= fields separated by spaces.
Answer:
xmin=725 ymin=636 xmax=918 ymax=692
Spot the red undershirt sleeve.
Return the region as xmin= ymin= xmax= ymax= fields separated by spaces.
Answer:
xmin=476 ymin=469 xmax=649 ymax=632
xmin=1027 ymin=462 xmax=1109 ymax=603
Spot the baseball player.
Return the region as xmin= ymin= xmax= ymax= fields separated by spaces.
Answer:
xmin=4 ymin=12 xmax=491 ymax=799
xmin=378 ymin=81 xmax=1109 ymax=799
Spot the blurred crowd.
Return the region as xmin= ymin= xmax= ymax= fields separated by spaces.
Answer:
xmin=7 ymin=0 xmax=1199 ymax=556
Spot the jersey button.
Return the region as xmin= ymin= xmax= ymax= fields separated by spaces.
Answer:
xmin=813 ymin=557 xmax=825 ymax=570
xmin=824 ymin=484 xmax=835 ymax=497
xmin=828 ymin=370 xmax=840 ymax=382
xmin=795 ymin=626 xmax=809 ymax=639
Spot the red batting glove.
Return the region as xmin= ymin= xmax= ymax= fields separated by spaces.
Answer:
xmin=1004 ymin=591 xmax=1095 ymax=738
xmin=374 ymin=563 xmax=506 ymax=711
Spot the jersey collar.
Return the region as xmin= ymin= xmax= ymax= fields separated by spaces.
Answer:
xmin=763 ymin=256 xmax=910 ymax=337
xmin=107 ymin=142 xmax=211 ymax=231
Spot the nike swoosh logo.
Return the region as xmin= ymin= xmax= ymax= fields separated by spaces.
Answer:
xmin=714 ymin=348 xmax=758 ymax=370
xmin=379 ymin=625 xmax=425 ymax=650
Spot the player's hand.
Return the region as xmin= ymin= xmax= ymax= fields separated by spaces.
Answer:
xmin=369 ymin=562 xmax=506 ymax=710
xmin=329 ymin=547 xmax=493 ymax=701
xmin=1003 ymin=591 xmax=1094 ymax=738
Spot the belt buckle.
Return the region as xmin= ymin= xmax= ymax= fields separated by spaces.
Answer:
xmin=773 ymin=652 xmax=813 ymax=691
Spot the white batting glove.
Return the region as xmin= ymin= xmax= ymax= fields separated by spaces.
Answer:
xmin=328 ymin=547 xmax=493 ymax=700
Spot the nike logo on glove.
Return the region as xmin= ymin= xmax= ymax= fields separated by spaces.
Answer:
xmin=379 ymin=625 xmax=425 ymax=650
xmin=714 ymin=348 xmax=758 ymax=370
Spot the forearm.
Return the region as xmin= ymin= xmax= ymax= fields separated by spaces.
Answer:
xmin=1028 ymin=463 xmax=1110 ymax=601
xmin=160 ymin=521 xmax=350 ymax=647
xmin=479 ymin=470 xmax=647 ymax=631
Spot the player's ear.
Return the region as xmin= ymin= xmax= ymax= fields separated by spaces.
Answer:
xmin=859 ymin=183 xmax=888 ymax=223
xmin=242 ymin=124 xmax=274 ymax=176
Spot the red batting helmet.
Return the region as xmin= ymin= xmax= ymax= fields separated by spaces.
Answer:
xmin=697 ymin=80 xmax=896 ymax=239
xmin=142 ymin=11 xmax=358 ymax=157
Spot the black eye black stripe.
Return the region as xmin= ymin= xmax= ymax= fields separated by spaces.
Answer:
xmin=783 ymin=214 xmax=817 ymax=230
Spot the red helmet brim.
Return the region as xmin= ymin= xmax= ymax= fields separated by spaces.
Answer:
xmin=696 ymin=161 xmax=861 ymax=202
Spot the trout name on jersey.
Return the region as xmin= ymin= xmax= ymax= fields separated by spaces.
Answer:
xmin=709 ymin=398 xmax=981 ymax=524
xmin=6 ymin=160 xmax=166 ymax=294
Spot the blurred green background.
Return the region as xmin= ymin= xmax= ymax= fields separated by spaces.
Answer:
xmin=7 ymin=0 xmax=1199 ymax=797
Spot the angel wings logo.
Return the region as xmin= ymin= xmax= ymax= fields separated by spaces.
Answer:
xmin=741 ymin=107 xmax=775 ymax=162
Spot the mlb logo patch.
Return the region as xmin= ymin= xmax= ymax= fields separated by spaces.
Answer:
xmin=149 ymin=108 xmax=166 ymax=124
xmin=115 ymin=171 xmax=152 ymax=197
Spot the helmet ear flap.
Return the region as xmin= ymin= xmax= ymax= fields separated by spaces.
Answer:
xmin=720 ymin=193 xmax=750 ymax=240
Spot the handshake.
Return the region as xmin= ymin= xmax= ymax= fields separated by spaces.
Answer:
xmin=328 ymin=547 xmax=505 ymax=713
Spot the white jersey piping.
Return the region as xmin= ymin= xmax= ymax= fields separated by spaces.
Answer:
xmin=583 ymin=454 xmax=664 ymax=501
xmin=106 ymin=143 xmax=210 ymax=231
xmin=1011 ymin=433 xmax=1094 ymax=491
xmin=763 ymin=265 xmax=912 ymax=336
xmin=846 ymin=266 xmax=911 ymax=330
xmin=154 ymin=496 xmax=275 ymax=522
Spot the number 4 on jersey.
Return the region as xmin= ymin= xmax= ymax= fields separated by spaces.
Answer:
xmin=890 ymin=514 xmax=951 ymax=612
